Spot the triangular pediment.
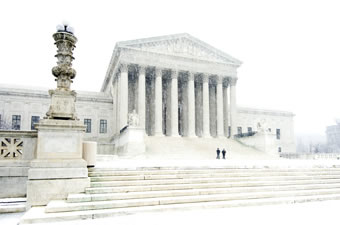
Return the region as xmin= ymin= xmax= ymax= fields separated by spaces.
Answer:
xmin=117 ymin=33 xmax=242 ymax=65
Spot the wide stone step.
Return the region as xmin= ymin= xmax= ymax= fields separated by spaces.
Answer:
xmin=68 ymin=182 xmax=340 ymax=203
xmin=89 ymin=174 xmax=340 ymax=187
xmin=89 ymin=171 xmax=340 ymax=182
xmin=20 ymin=194 xmax=340 ymax=224
xmin=0 ymin=198 xmax=26 ymax=213
xmin=86 ymin=178 xmax=340 ymax=194
xmin=46 ymin=188 xmax=340 ymax=213
xmin=88 ymin=168 xmax=340 ymax=177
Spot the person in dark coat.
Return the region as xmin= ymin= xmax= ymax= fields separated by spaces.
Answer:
xmin=216 ymin=148 xmax=221 ymax=159
xmin=222 ymin=148 xmax=226 ymax=159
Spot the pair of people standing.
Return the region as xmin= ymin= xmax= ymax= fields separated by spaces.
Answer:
xmin=216 ymin=148 xmax=226 ymax=159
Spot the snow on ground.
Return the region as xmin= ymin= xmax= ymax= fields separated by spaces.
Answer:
xmin=2 ymin=200 xmax=340 ymax=225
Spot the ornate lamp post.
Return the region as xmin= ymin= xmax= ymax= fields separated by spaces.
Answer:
xmin=27 ymin=24 xmax=89 ymax=208
xmin=46 ymin=23 xmax=78 ymax=120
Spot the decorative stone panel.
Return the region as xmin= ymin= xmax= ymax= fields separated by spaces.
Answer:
xmin=0 ymin=137 xmax=23 ymax=159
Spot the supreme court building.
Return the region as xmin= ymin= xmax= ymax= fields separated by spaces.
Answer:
xmin=0 ymin=33 xmax=296 ymax=156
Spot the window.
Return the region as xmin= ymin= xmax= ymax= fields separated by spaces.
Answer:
xmin=12 ymin=115 xmax=21 ymax=130
xmin=268 ymin=128 xmax=271 ymax=132
xmin=228 ymin=126 xmax=231 ymax=137
xmin=100 ymin=119 xmax=107 ymax=133
xmin=31 ymin=116 xmax=40 ymax=130
xmin=237 ymin=127 xmax=242 ymax=135
xmin=276 ymin=129 xmax=281 ymax=140
xmin=84 ymin=119 xmax=91 ymax=133
xmin=247 ymin=127 xmax=252 ymax=134
xmin=278 ymin=147 xmax=282 ymax=153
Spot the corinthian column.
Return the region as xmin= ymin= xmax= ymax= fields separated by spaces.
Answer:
xmin=154 ymin=68 xmax=163 ymax=136
xmin=187 ymin=72 xmax=196 ymax=137
xmin=120 ymin=63 xmax=128 ymax=129
xmin=138 ymin=66 xmax=146 ymax=129
xmin=202 ymin=74 xmax=210 ymax=137
xmin=230 ymin=77 xmax=238 ymax=138
xmin=216 ymin=76 xmax=224 ymax=137
xmin=170 ymin=70 xmax=179 ymax=137
xmin=223 ymin=79 xmax=229 ymax=137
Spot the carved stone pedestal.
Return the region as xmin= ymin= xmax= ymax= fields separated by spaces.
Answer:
xmin=26 ymin=119 xmax=90 ymax=208
xmin=117 ymin=126 xmax=146 ymax=157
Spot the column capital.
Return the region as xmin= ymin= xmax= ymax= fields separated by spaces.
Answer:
xmin=188 ymin=71 xmax=195 ymax=81
xmin=119 ymin=63 xmax=128 ymax=73
xmin=223 ymin=78 xmax=229 ymax=87
xmin=229 ymin=77 xmax=238 ymax=86
xmin=155 ymin=67 xmax=163 ymax=78
xmin=171 ymin=70 xmax=178 ymax=79
xmin=115 ymin=72 xmax=121 ymax=79
xmin=138 ymin=65 xmax=146 ymax=75
xmin=216 ymin=76 xmax=223 ymax=84
xmin=202 ymin=74 xmax=210 ymax=83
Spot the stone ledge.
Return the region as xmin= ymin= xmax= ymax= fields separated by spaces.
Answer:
xmin=30 ymin=159 xmax=87 ymax=168
xmin=28 ymin=168 xmax=88 ymax=180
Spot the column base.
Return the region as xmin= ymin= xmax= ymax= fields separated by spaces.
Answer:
xmin=186 ymin=134 xmax=197 ymax=138
xmin=216 ymin=135 xmax=227 ymax=139
xmin=154 ymin=132 xmax=164 ymax=137
xmin=202 ymin=135 xmax=211 ymax=138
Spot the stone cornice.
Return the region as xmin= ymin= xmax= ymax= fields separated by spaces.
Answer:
xmin=116 ymin=33 xmax=243 ymax=65
xmin=117 ymin=48 xmax=237 ymax=78
xmin=0 ymin=88 xmax=112 ymax=104
xmin=238 ymin=106 xmax=295 ymax=117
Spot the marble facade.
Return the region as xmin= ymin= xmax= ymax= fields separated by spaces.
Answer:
xmin=105 ymin=34 xmax=241 ymax=139
xmin=0 ymin=33 xmax=296 ymax=155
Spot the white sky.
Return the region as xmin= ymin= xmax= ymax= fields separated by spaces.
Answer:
xmin=0 ymin=0 xmax=340 ymax=136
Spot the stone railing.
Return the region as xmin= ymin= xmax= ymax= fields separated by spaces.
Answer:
xmin=280 ymin=153 xmax=340 ymax=160
xmin=0 ymin=130 xmax=37 ymax=198
xmin=0 ymin=130 xmax=37 ymax=161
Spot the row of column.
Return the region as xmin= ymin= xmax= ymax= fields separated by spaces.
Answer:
xmin=115 ymin=63 xmax=238 ymax=138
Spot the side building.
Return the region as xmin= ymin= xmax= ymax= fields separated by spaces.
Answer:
xmin=326 ymin=120 xmax=340 ymax=152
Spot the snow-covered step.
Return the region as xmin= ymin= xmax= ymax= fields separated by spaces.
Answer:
xmin=88 ymin=168 xmax=340 ymax=176
xmin=20 ymin=194 xmax=340 ymax=224
xmin=0 ymin=198 xmax=26 ymax=213
xmin=89 ymin=174 xmax=340 ymax=187
xmin=46 ymin=188 xmax=340 ymax=213
xmin=86 ymin=178 xmax=340 ymax=194
xmin=89 ymin=171 xmax=340 ymax=182
xmin=68 ymin=183 xmax=340 ymax=203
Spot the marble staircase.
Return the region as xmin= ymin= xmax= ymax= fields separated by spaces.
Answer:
xmin=20 ymin=166 xmax=340 ymax=224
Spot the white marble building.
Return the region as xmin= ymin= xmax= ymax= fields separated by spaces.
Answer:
xmin=0 ymin=33 xmax=296 ymax=155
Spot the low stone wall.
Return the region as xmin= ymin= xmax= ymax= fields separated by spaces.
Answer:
xmin=0 ymin=130 xmax=37 ymax=198
xmin=116 ymin=126 xmax=145 ymax=157
xmin=281 ymin=153 xmax=340 ymax=160
xmin=237 ymin=132 xmax=279 ymax=156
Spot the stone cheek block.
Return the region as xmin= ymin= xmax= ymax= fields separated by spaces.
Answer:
xmin=27 ymin=178 xmax=90 ymax=207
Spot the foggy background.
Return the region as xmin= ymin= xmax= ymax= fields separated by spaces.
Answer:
xmin=1 ymin=0 xmax=339 ymax=146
